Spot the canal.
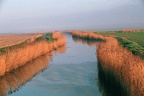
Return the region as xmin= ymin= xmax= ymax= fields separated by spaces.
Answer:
xmin=7 ymin=33 xmax=102 ymax=96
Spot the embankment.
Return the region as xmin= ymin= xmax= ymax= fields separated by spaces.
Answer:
xmin=72 ymin=31 xmax=144 ymax=96
xmin=0 ymin=32 xmax=66 ymax=76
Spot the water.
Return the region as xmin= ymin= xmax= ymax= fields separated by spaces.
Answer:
xmin=6 ymin=34 xmax=102 ymax=96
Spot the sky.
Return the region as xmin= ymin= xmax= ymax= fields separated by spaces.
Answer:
xmin=0 ymin=0 xmax=144 ymax=33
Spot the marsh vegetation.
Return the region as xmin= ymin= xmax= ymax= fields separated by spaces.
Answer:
xmin=0 ymin=31 xmax=143 ymax=96
xmin=0 ymin=32 xmax=66 ymax=76
xmin=72 ymin=30 xmax=144 ymax=96
xmin=97 ymin=32 xmax=144 ymax=59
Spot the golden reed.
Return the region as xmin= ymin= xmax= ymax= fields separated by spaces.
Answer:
xmin=0 ymin=44 xmax=66 ymax=96
xmin=0 ymin=32 xmax=66 ymax=76
xmin=72 ymin=31 xmax=144 ymax=96
xmin=97 ymin=37 xmax=144 ymax=96
xmin=0 ymin=55 xmax=49 ymax=96
xmin=71 ymin=30 xmax=105 ymax=40
xmin=72 ymin=36 xmax=100 ymax=46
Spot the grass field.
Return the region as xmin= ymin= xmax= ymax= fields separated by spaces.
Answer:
xmin=97 ymin=32 xmax=144 ymax=58
xmin=97 ymin=32 xmax=144 ymax=47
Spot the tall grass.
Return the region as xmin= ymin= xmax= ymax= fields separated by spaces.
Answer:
xmin=71 ymin=30 xmax=105 ymax=41
xmin=71 ymin=31 xmax=144 ymax=95
xmin=98 ymin=32 xmax=144 ymax=59
xmin=97 ymin=37 xmax=144 ymax=96
xmin=0 ymin=42 xmax=66 ymax=96
xmin=0 ymin=54 xmax=49 ymax=96
xmin=0 ymin=32 xmax=66 ymax=76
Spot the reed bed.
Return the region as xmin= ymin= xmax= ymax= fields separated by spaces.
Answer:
xmin=98 ymin=32 xmax=144 ymax=59
xmin=0 ymin=41 xmax=66 ymax=96
xmin=97 ymin=37 xmax=144 ymax=96
xmin=71 ymin=30 xmax=105 ymax=41
xmin=0 ymin=44 xmax=66 ymax=96
xmin=0 ymin=54 xmax=49 ymax=96
xmin=0 ymin=32 xmax=66 ymax=76
xmin=71 ymin=31 xmax=144 ymax=95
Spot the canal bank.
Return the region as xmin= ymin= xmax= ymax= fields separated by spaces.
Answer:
xmin=0 ymin=32 xmax=66 ymax=76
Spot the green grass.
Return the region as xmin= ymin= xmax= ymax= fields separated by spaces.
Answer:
xmin=98 ymin=32 xmax=144 ymax=47
xmin=97 ymin=32 xmax=144 ymax=59
xmin=36 ymin=33 xmax=54 ymax=42
xmin=44 ymin=33 xmax=55 ymax=41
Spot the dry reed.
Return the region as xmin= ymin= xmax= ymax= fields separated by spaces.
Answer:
xmin=0 ymin=32 xmax=66 ymax=76
xmin=71 ymin=30 xmax=105 ymax=40
xmin=0 ymin=42 xmax=66 ymax=96
xmin=0 ymin=54 xmax=49 ymax=96
xmin=71 ymin=31 xmax=144 ymax=95
xmin=97 ymin=37 xmax=144 ymax=96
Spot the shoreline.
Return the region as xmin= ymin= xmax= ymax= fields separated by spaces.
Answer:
xmin=71 ymin=30 xmax=144 ymax=96
xmin=0 ymin=32 xmax=66 ymax=76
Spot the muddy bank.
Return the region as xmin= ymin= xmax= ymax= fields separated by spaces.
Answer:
xmin=0 ymin=32 xmax=66 ymax=76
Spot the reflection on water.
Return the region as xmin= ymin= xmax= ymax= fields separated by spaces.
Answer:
xmin=53 ymin=44 xmax=66 ymax=54
xmin=72 ymin=35 xmax=128 ymax=96
xmin=0 ymin=45 xmax=66 ymax=96
xmin=0 ymin=54 xmax=49 ymax=96
xmin=98 ymin=62 xmax=125 ymax=96
xmin=97 ymin=37 xmax=144 ymax=96
xmin=0 ymin=33 xmax=130 ymax=96
xmin=72 ymin=36 xmax=100 ymax=46
xmin=7 ymin=34 xmax=101 ymax=96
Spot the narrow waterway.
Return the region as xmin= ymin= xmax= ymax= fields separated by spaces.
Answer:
xmin=7 ymin=34 xmax=102 ymax=96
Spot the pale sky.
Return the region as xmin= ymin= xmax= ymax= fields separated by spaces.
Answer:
xmin=0 ymin=0 xmax=144 ymax=33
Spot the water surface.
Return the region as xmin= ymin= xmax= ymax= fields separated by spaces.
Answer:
xmin=8 ymin=34 xmax=101 ymax=96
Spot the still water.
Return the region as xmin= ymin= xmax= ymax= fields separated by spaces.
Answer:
xmin=6 ymin=34 xmax=102 ymax=96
